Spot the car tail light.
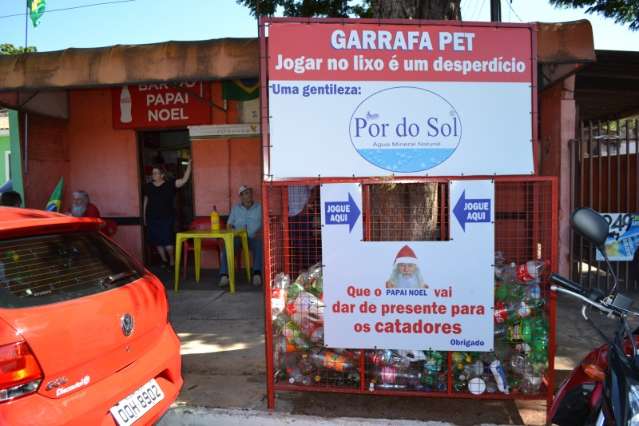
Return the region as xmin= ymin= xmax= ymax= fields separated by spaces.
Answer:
xmin=0 ymin=341 xmax=43 ymax=402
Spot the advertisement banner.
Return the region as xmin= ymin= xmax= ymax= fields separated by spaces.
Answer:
xmin=596 ymin=213 xmax=639 ymax=261
xmin=321 ymin=180 xmax=495 ymax=351
xmin=112 ymin=82 xmax=211 ymax=129
xmin=267 ymin=21 xmax=535 ymax=178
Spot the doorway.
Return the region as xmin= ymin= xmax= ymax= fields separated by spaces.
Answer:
xmin=138 ymin=129 xmax=193 ymax=266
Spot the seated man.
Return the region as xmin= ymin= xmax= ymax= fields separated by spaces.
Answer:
xmin=70 ymin=190 xmax=101 ymax=218
xmin=219 ymin=185 xmax=263 ymax=287
xmin=0 ymin=191 xmax=22 ymax=207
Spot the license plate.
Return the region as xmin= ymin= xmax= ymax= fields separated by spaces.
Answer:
xmin=109 ymin=378 xmax=164 ymax=426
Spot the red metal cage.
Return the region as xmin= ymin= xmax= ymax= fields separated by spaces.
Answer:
xmin=262 ymin=176 xmax=558 ymax=412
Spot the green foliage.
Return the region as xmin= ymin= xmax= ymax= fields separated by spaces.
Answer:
xmin=0 ymin=44 xmax=37 ymax=55
xmin=237 ymin=0 xmax=372 ymax=17
xmin=550 ymin=0 xmax=639 ymax=30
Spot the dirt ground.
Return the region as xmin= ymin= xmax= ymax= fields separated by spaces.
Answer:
xmin=158 ymin=266 xmax=635 ymax=425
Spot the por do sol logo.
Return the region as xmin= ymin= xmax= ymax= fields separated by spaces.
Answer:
xmin=349 ymin=87 xmax=462 ymax=173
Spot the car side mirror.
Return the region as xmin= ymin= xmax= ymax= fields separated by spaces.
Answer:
xmin=570 ymin=208 xmax=609 ymax=250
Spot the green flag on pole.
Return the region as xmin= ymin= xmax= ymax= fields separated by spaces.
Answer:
xmin=45 ymin=177 xmax=64 ymax=212
xmin=27 ymin=0 xmax=46 ymax=27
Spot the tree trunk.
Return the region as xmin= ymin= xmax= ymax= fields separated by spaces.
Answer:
xmin=370 ymin=0 xmax=461 ymax=20
xmin=370 ymin=183 xmax=440 ymax=241
xmin=368 ymin=0 xmax=459 ymax=242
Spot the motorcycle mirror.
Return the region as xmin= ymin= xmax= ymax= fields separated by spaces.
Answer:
xmin=570 ymin=208 xmax=609 ymax=250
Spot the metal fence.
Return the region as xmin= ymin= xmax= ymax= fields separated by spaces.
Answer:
xmin=570 ymin=119 xmax=639 ymax=291
xmin=263 ymin=176 xmax=558 ymax=411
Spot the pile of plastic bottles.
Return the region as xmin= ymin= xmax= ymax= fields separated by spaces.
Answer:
xmin=451 ymin=253 xmax=549 ymax=395
xmin=272 ymin=263 xmax=361 ymax=387
xmin=366 ymin=349 xmax=447 ymax=392
xmin=271 ymin=255 xmax=549 ymax=395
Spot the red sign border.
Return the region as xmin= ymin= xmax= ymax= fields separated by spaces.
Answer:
xmin=259 ymin=17 xmax=538 ymax=180
xmin=111 ymin=81 xmax=212 ymax=130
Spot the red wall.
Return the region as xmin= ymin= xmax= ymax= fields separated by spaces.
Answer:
xmin=66 ymin=88 xmax=142 ymax=258
xmin=539 ymin=76 xmax=576 ymax=276
xmin=191 ymin=82 xmax=262 ymax=267
xmin=21 ymin=82 xmax=262 ymax=267
xmin=193 ymin=138 xmax=261 ymax=217
xmin=22 ymin=113 xmax=69 ymax=210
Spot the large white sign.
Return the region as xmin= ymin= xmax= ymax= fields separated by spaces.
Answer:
xmin=266 ymin=22 xmax=535 ymax=178
xmin=321 ymin=181 xmax=495 ymax=351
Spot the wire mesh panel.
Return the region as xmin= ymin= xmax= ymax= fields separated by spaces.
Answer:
xmin=364 ymin=183 xmax=449 ymax=242
xmin=265 ymin=177 xmax=556 ymax=405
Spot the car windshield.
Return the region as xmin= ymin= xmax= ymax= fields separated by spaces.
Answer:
xmin=0 ymin=231 xmax=144 ymax=308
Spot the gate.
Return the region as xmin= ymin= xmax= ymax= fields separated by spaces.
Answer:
xmin=570 ymin=119 xmax=639 ymax=291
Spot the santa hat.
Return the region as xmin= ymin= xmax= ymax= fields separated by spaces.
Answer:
xmin=394 ymin=245 xmax=417 ymax=265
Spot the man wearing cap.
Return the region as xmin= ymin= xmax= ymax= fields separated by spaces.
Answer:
xmin=219 ymin=185 xmax=263 ymax=287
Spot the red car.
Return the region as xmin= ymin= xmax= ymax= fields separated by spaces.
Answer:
xmin=0 ymin=208 xmax=182 ymax=425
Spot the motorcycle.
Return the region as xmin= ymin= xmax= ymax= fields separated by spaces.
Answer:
xmin=550 ymin=207 xmax=639 ymax=426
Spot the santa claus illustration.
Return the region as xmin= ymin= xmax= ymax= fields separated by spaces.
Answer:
xmin=385 ymin=245 xmax=429 ymax=289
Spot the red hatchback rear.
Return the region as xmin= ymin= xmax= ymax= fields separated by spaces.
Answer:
xmin=0 ymin=208 xmax=182 ymax=426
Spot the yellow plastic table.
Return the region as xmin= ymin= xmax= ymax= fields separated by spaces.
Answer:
xmin=174 ymin=229 xmax=251 ymax=294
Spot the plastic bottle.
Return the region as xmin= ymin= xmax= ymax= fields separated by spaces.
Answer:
xmin=286 ymin=280 xmax=305 ymax=302
xmin=282 ymin=321 xmax=310 ymax=351
xmin=520 ymin=363 xmax=542 ymax=394
xmin=500 ymin=262 xmax=518 ymax=284
xmin=272 ymin=312 xmax=289 ymax=335
xmin=298 ymin=353 xmax=314 ymax=375
xmin=210 ymin=205 xmax=220 ymax=231
xmin=119 ymin=86 xmax=132 ymax=123
xmin=374 ymin=365 xmax=422 ymax=389
xmin=307 ymin=265 xmax=323 ymax=298
xmin=301 ymin=322 xmax=324 ymax=344
xmin=423 ymin=351 xmax=444 ymax=374
xmin=309 ymin=348 xmax=355 ymax=373
xmin=516 ymin=301 xmax=532 ymax=319
xmin=369 ymin=350 xmax=410 ymax=368
xmin=468 ymin=377 xmax=487 ymax=395
xmin=524 ymin=281 xmax=544 ymax=310
xmin=490 ymin=359 xmax=510 ymax=394
xmin=271 ymin=273 xmax=290 ymax=318
xmin=516 ymin=260 xmax=546 ymax=283
xmin=286 ymin=365 xmax=311 ymax=385
xmin=494 ymin=251 xmax=506 ymax=280
xmin=273 ymin=336 xmax=288 ymax=370
xmin=494 ymin=301 xmax=511 ymax=323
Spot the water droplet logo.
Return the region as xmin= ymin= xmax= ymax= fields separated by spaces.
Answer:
xmin=349 ymin=87 xmax=462 ymax=173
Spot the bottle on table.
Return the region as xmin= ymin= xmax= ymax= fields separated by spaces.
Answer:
xmin=210 ymin=205 xmax=220 ymax=231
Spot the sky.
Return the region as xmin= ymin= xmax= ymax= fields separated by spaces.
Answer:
xmin=0 ymin=0 xmax=637 ymax=52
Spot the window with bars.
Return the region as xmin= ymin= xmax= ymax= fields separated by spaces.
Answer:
xmin=0 ymin=232 xmax=143 ymax=308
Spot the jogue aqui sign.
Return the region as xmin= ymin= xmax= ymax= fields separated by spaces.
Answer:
xmin=321 ymin=181 xmax=495 ymax=351
xmin=265 ymin=20 xmax=535 ymax=177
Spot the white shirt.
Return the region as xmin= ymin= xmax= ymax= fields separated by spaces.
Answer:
xmin=288 ymin=186 xmax=312 ymax=216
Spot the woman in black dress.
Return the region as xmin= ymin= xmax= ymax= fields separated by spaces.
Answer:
xmin=143 ymin=161 xmax=192 ymax=267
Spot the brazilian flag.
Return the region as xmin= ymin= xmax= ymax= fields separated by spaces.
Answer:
xmin=45 ymin=177 xmax=63 ymax=212
xmin=222 ymin=79 xmax=259 ymax=101
xmin=28 ymin=0 xmax=46 ymax=27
